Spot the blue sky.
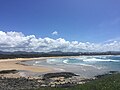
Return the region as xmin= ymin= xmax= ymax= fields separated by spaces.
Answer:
xmin=0 ymin=0 xmax=120 ymax=43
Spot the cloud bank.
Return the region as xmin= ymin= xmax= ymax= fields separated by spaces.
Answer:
xmin=0 ymin=31 xmax=120 ymax=52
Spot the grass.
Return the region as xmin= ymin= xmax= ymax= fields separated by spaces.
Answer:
xmin=28 ymin=73 xmax=120 ymax=90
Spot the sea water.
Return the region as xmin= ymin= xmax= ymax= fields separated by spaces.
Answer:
xmin=24 ymin=55 xmax=120 ymax=78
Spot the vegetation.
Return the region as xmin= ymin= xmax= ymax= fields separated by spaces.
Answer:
xmin=0 ymin=51 xmax=120 ymax=59
xmin=0 ymin=52 xmax=79 ymax=59
xmin=28 ymin=73 xmax=120 ymax=90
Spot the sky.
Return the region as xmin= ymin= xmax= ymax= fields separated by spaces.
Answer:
xmin=0 ymin=0 xmax=120 ymax=52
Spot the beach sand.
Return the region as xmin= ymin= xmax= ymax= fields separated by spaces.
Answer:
xmin=0 ymin=57 xmax=53 ymax=78
xmin=0 ymin=58 xmax=52 ymax=72
xmin=0 ymin=56 xmax=80 ymax=78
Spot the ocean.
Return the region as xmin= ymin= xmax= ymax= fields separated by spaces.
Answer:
xmin=24 ymin=55 xmax=120 ymax=78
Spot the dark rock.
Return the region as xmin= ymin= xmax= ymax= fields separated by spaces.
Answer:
xmin=95 ymin=71 xmax=119 ymax=79
xmin=41 ymin=72 xmax=78 ymax=80
xmin=109 ymin=71 xmax=118 ymax=74
xmin=0 ymin=77 xmax=42 ymax=90
xmin=0 ymin=69 xmax=18 ymax=74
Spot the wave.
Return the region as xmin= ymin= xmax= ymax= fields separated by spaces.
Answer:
xmin=35 ymin=61 xmax=41 ymax=64
xmin=62 ymin=59 xmax=95 ymax=67
xmin=46 ymin=59 xmax=56 ymax=64
xmin=83 ymin=58 xmax=120 ymax=62
xmin=46 ymin=56 xmax=120 ymax=67
xmin=46 ymin=59 xmax=64 ymax=64
xmin=63 ymin=60 xmax=69 ymax=64
xmin=79 ymin=64 xmax=104 ymax=69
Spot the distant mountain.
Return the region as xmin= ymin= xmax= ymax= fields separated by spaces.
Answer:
xmin=0 ymin=50 xmax=120 ymax=59
xmin=47 ymin=51 xmax=80 ymax=55
xmin=0 ymin=51 xmax=11 ymax=54
xmin=0 ymin=50 xmax=120 ymax=55
xmin=47 ymin=51 xmax=64 ymax=54
xmin=0 ymin=51 xmax=43 ymax=54
xmin=13 ymin=51 xmax=42 ymax=54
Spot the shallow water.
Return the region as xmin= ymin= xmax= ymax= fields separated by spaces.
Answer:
xmin=23 ymin=55 xmax=120 ymax=78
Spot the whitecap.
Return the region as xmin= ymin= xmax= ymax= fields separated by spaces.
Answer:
xmin=46 ymin=59 xmax=56 ymax=64
xmin=63 ymin=60 xmax=69 ymax=64
xmin=46 ymin=59 xmax=63 ymax=64
xmin=35 ymin=61 xmax=41 ymax=64
xmin=83 ymin=58 xmax=119 ymax=62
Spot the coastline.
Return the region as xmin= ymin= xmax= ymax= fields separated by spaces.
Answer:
xmin=0 ymin=56 xmax=114 ymax=78
xmin=0 ymin=56 xmax=119 ymax=90
xmin=0 ymin=56 xmax=83 ymax=78
xmin=0 ymin=55 xmax=119 ymax=78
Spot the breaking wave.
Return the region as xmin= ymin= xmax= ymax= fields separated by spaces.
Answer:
xmin=46 ymin=56 xmax=120 ymax=65
xmin=83 ymin=58 xmax=120 ymax=62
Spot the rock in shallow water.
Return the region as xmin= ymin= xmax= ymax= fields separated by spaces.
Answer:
xmin=40 ymin=72 xmax=78 ymax=80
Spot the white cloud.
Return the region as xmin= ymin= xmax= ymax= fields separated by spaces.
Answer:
xmin=0 ymin=31 xmax=120 ymax=52
xmin=52 ymin=31 xmax=58 ymax=35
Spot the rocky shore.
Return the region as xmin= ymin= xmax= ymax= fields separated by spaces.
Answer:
xmin=0 ymin=69 xmax=118 ymax=90
xmin=39 ymin=72 xmax=87 ymax=87
xmin=0 ymin=77 xmax=41 ymax=90
xmin=0 ymin=70 xmax=89 ymax=90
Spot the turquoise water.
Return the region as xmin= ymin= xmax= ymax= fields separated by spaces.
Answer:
xmin=24 ymin=55 xmax=120 ymax=78
xmin=45 ymin=55 xmax=120 ymax=71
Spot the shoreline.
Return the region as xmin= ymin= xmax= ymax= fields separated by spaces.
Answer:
xmin=0 ymin=56 xmax=119 ymax=89
xmin=0 ymin=55 xmax=119 ymax=78
xmin=0 ymin=56 xmax=84 ymax=78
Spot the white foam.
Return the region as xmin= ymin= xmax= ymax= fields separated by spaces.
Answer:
xmin=79 ymin=63 xmax=93 ymax=67
xmin=46 ymin=59 xmax=57 ymax=64
xmin=63 ymin=60 xmax=69 ymax=64
xmin=33 ymin=64 xmax=36 ymax=65
xmin=35 ymin=61 xmax=41 ymax=64
xmin=53 ymin=68 xmax=65 ymax=71
xmin=83 ymin=58 xmax=119 ymax=62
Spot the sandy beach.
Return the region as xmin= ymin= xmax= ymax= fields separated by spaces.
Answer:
xmin=0 ymin=56 xmax=81 ymax=77
xmin=0 ymin=56 xmax=113 ymax=78
xmin=0 ymin=58 xmax=52 ymax=72
xmin=0 ymin=57 xmax=53 ymax=78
